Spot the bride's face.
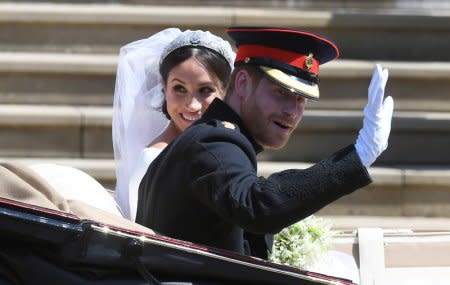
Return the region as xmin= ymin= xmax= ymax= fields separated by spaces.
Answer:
xmin=164 ymin=57 xmax=225 ymax=132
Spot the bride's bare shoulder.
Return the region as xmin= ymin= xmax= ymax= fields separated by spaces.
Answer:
xmin=149 ymin=141 xmax=168 ymax=150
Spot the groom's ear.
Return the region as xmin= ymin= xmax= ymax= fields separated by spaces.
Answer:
xmin=234 ymin=69 xmax=253 ymax=100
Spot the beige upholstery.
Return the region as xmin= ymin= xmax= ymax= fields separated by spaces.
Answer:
xmin=0 ymin=162 xmax=154 ymax=235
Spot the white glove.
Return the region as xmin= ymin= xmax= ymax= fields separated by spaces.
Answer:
xmin=355 ymin=64 xmax=394 ymax=168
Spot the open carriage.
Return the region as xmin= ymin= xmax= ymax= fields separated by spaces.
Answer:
xmin=0 ymin=196 xmax=358 ymax=285
xmin=1 ymin=162 xmax=450 ymax=285
xmin=0 ymin=162 xmax=356 ymax=285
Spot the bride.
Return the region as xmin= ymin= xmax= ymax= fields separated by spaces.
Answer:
xmin=113 ymin=28 xmax=235 ymax=220
xmin=30 ymin=28 xmax=235 ymax=220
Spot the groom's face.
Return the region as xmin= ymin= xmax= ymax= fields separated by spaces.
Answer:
xmin=240 ymin=76 xmax=307 ymax=150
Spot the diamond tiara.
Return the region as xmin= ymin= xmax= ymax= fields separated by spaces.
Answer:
xmin=160 ymin=30 xmax=235 ymax=68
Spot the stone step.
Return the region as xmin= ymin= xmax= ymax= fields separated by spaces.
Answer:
xmin=1 ymin=157 xmax=449 ymax=218
xmin=1 ymin=52 xmax=449 ymax=111
xmin=0 ymin=104 xmax=112 ymax=158
xmin=0 ymin=3 xmax=449 ymax=60
xmin=260 ymin=162 xmax=450 ymax=218
xmin=321 ymin=215 xmax=450 ymax=232
xmin=0 ymin=104 xmax=449 ymax=165
xmin=263 ymin=109 xmax=450 ymax=165
xmin=1 ymin=0 xmax=449 ymax=11
xmin=0 ymin=52 xmax=115 ymax=105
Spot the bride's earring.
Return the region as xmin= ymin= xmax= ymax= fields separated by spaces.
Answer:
xmin=161 ymin=89 xmax=171 ymax=120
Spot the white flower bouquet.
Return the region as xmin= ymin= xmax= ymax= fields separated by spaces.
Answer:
xmin=269 ymin=215 xmax=336 ymax=270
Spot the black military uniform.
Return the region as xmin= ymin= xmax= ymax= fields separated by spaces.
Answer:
xmin=136 ymin=27 xmax=372 ymax=259
xmin=136 ymin=99 xmax=371 ymax=258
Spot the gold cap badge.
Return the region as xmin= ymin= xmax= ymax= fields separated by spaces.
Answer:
xmin=305 ymin=53 xmax=314 ymax=70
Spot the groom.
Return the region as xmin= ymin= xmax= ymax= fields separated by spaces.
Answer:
xmin=136 ymin=27 xmax=394 ymax=259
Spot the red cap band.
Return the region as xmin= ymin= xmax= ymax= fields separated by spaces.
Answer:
xmin=235 ymin=44 xmax=319 ymax=74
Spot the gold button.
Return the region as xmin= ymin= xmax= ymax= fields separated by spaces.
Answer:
xmin=222 ymin=121 xmax=235 ymax=130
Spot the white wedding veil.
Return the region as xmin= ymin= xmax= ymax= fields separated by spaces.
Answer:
xmin=113 ymin=28 xmax=181 ymax=218
xmin=112 ymin=28 xmax=235 ymax=218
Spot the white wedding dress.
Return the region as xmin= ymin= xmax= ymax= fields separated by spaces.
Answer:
xmin=128 ymin=147 xmax=162 ymax=221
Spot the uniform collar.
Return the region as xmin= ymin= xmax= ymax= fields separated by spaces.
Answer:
xmin=199 ymin=98 xmax=263 ymax=154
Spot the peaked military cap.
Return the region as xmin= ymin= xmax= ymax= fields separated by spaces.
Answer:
xmin=226 ymin=27 xmax=339 ymax=100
